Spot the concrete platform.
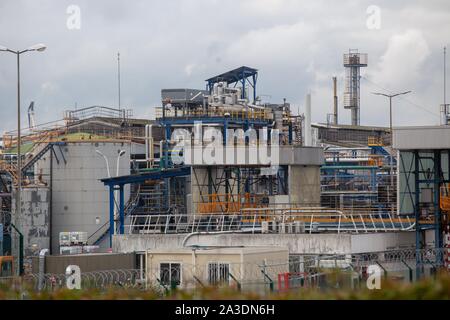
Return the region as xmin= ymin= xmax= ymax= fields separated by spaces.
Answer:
xmin=113 ymin=231 xmax=415 ymax=255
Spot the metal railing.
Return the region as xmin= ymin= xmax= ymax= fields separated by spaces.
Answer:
xmin=155 ymin=107 xmax=274 ymax=121
xmin=125 ymin=207 xmax=416 ymax=235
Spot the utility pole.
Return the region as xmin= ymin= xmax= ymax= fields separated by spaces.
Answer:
xmin=443 ymin=46 xmax=449 ymax=125
xmin=0 ymin=44 xmax=46 ymax=275
xmin=117 ymin=52 xmax=121 ymax=110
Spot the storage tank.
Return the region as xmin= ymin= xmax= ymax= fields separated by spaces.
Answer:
xmin=35 ymin=141 xmax=131 ymax=252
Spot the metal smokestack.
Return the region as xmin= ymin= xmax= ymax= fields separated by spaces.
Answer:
xmin=333 ymin=77 xmax=338 ymax=125
xmin=304 ymin=93 xmax=312 ymax=146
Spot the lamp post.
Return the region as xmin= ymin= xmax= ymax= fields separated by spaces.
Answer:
xmin=96 ymin=149 xmax=126 ymax=240
xmin=116 ymin=150 xmax=126 ymax=177
xmin=95 ymin=150 xmax=111 ymax=178
xmin=0 ymin=43 xmax=46 ymax=274
xmin=372 ymin=91 xmax=411 ymax=145
xmin=372 ymin=90 xmax=411 ymax=210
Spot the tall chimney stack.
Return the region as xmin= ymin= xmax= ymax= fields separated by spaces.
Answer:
xmin=304 ymin=93 xmax=312 ymax=146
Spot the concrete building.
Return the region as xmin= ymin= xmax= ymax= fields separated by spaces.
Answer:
xmin=188 ymin=145 xmax=324 ymax=215
xmin=393 ymin=125 xmax=450 ymax=251
xmin=145 ymin=246 xmax=289 ymax=290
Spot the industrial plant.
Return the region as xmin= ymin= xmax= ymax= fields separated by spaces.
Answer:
xmin=0 ymin=50 xmax=449 ymax=295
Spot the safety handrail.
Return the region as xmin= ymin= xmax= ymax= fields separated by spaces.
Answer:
xmin=123 ymin=210 xmax=416 ymax=235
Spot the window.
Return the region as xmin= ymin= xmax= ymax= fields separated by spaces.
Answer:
xmin=160 ymin=263 xmax=181 ymax=286
xmin=208 ymin=262 xmax=230 ymax=285
xmin=136 ymin=252 xmax=146 ymax=281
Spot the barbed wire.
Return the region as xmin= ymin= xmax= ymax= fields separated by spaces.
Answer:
xmin=1 ymin=247 xmax=447 ymax=293
xmin=21 ymin=269 xmax=144 ymax=291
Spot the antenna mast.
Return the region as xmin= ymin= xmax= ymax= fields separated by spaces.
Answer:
xmin=118 ymin=52 xmax=121 ymax=110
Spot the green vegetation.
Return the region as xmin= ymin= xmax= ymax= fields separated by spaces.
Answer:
xmin=57 ymin=132 xmax=109 ymax=141
xmin=1 ymin=271 xmax=449 ymax=300
xmin=4 ymin=142 xmax=34 ymax=155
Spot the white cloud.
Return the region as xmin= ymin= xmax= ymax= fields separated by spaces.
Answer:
xmin=0 ymin=0 xmax=449 ymax=131
xmin=371 ymin=29 xmax=431 ymax=88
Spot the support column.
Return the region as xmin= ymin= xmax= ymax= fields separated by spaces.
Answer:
xmin=119 ymin=185 xmax=125 ymax=235
xmin=434 ymin=150 xmax=442 ymax=250
xmin=288 ymin=165 xmax=321 ymax=206
xmin=288 ymin=124 xmax=293 ymax=144
xmin=164 ymin=124 xmax=171 ymax=169
xmin=414 ymin=150 xmax=421 ymax=279
xmin=223 ymin=120 xmax=228 ymax=145
xmin=109 ymin=185 xmax=115 ymax=248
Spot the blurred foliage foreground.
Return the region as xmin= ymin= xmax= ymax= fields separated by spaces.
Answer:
xmin=0 ymin=271 xmax=449 ymax=300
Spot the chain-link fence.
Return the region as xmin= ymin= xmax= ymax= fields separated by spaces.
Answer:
xmin=1 ymin=248 xmax=448 ymax=295
xmin=21 ymin=269 xmax=144 ymax=291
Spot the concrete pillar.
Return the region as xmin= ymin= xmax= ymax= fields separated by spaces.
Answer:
xmin=288 ymin=165 xmax=321 ymax=206
xmin=190 ymin=167 xmax=209 ymax=215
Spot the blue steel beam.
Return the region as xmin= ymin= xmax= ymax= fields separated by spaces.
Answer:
xmin=103 ymin=167 xmax=191 ymax=247
xmin=119 ymin=185 xmax=124 ymax=235
xmin=100 ymin=166 xmax=191 ymax=187
xmin=109 ymin=186 xmax=115 ymax=248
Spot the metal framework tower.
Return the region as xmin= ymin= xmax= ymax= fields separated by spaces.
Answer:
xmin=343 ymin=49 xmax=368 ymax=126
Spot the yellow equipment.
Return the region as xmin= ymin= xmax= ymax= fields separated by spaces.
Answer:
xmin=0 ymin=256 xmax=14 ymax=277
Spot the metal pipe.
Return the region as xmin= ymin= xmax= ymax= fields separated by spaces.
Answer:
xmin=182 ymin=230 xmax=250 ymax=247
xmin=333 ymin=77 xmax=338 ymax=124
xmin=38 ymin=248 xmax=49 ymax=291
xmin=145 ymin=124 xmax=153 ymax=167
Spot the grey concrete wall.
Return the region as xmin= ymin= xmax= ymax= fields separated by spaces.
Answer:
xmin=280 ymin=146 xmax=324 ymax=165
xmin=31 ymin=252 xmax=135 ymax=274
xmin=12 ymin=186 xmax=50 ymax=259
xmin=288 ymin=165 xmax=321 ymax=205
xmin=36 ymin=142 xmax=131 ymax=252
xmin=350 ymin=232 xmax=415 ymax=253
xmin=187 ymin=145 xmax=324 ymax=166
xmin=113 ymin=232 xmax=415 ymax=255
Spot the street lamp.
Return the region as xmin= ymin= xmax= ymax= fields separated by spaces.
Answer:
xmin=372 ymin=90 xmax=411 ymax=209
xmin=116 ymin=150 xmax=126 ymax=177
xmin=96 ymin=149 xmax=126 ymax=240
xmin=95 ymin=150 xmax=111 ymax=178
xmin=372 ymin=90 xmax=411 ymax=145
xmin=0 ymin=43 xmax=46 ymax=274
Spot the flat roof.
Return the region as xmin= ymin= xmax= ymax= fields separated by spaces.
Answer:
xmin=205 ymin=66 xmax=258 ymax=84
xmin=146 ymin=246 xmax=288 ymax=255
xmin=313 ymin=123 xmax=390 ymax=132
xmin=393 ymin=125 xmax=450 ymax=149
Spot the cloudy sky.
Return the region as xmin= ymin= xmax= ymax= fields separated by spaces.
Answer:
xmin=0 ymin=0 xmax=449 ymax=132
